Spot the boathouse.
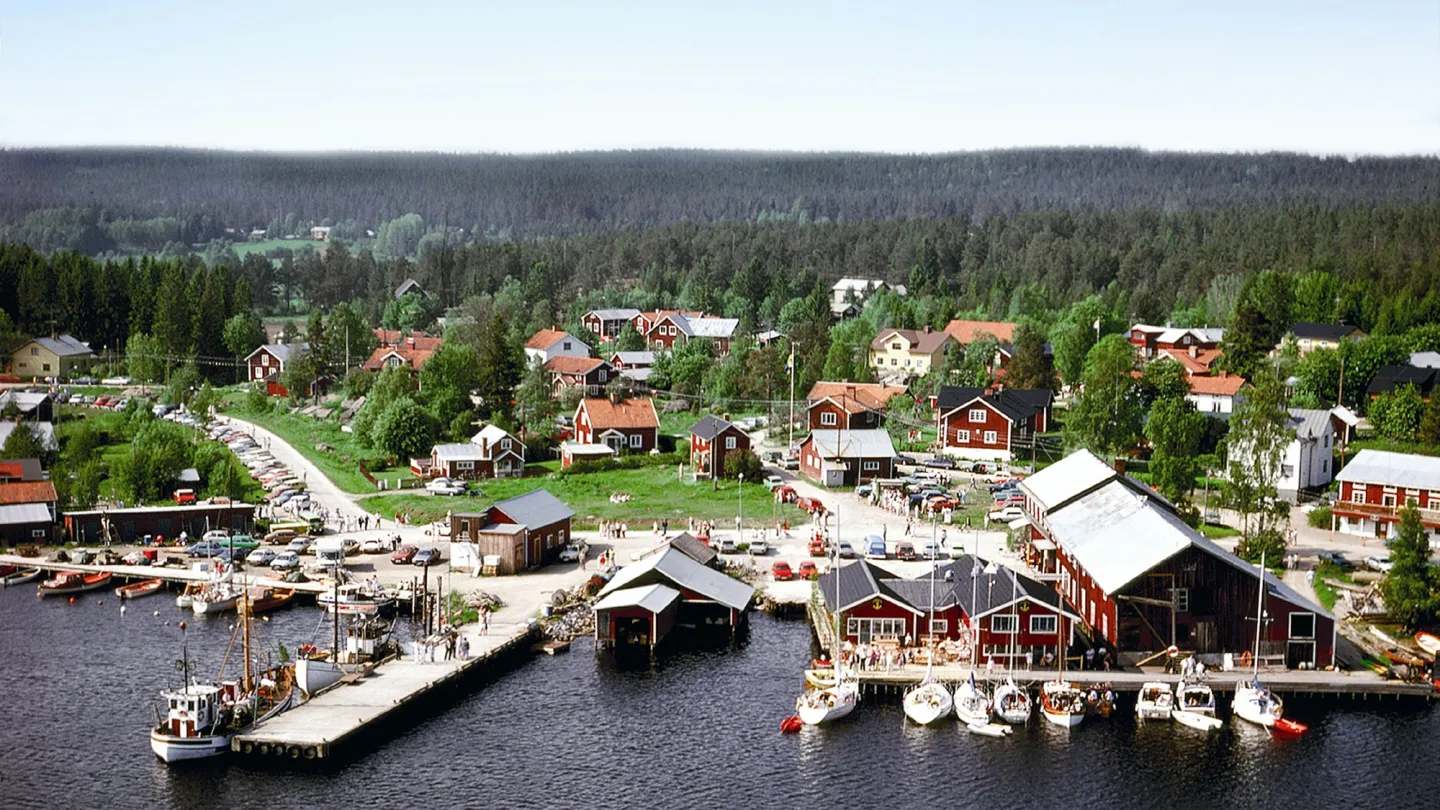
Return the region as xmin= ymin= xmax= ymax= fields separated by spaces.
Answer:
xmin=1021 ymin=450 xmax=1336 ymax=669
xmin=449 ymin=489 xmax=575 ymax=575
xmin=62 ymin=502 xmax=257 ymax=544
xmin=594 ymin=544 xmax=754 ymax=645
xmin=593 ymin=584 xmax=682 ymax=651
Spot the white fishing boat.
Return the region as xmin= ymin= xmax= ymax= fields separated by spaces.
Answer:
xmin=1135 ymin=681 xmax=1175 ymax=721
xmin=1172 ymin=680 xmax=1222 ymax=731
xmin=1040 ymin=680 xmax=1085 ymax=728
xmin=1233 ymin=551 xmax=1284 ymax=729
xmin=297 ymin=616 xmax=392 ymax=697
xmin=993 ymin=679 xmax=1033 ymax=725
xmin=903 ymin=544 xmax=953 ymax=726
xmin=192 ymin=584 xmax=240 ymax=615
xmin=954 ymin=674 xmax=993 ymax=726
xmin=317 ymin=583 xmax=395 ymax=616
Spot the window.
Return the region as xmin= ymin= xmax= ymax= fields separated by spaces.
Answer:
xmin=30 ymin=347 xmax=38 ymax=355
xmin=1351 ymin=487 xmax=1366 ymax=503
xmin=1281 ymin=464 xmax=1294 ymax=478
xmin=42 ymin=363 xmax=51 ymax=372
xmin=31 ymin=529 xmax=47 ymax=538
xmin=903 ymin=359 xmax=911 ymax=367
xmin=847 ymin=617 xmax=906 ymax=642
xmin=261 ymin=354 xmax=269 ymax=365
xmin=968 ymin=408 xmax=986 ymax=423
xmin=820 ymin=411 xmax=837 ymax=426
xmin=563 ymin=341 xmax=572 ymax=350
xmin=254 ymin=368 xmax=264 ymax=380
xmin=1174 ymin=588 xmax=1189 ymax=612
xmin=876 ymin=357 xmax=884 ymax=365
xmin=863 ymin=460 xmax=880 ymax=471
xmin=629 ymin=433 xmax=643 ymax=448
xmin=891 ymin=342 xmax=902 ymax=350
xmin=1322 ymin=460 xmax=1329 ymax=474
xmin=984 ymin=430 xmax=998 ymax=445
xmin=1029 ymin=615 xmax=1057 ymax=634
xmin=501 ymin=439 xmax=511 ymax=450
xmin=990 ymin=615 xmax=1018 ymax=633
xmin=929 ymin=619 xmax=948 ymax=634
xmin=1289 ymin=612 xmax=1315 ymax=639
xmin=591 ymin=322 xmax=600 ymax=332
xmin=598 ymin=370 xmax=607 ymax=383
xmin=547 ymin=533 xmax=555 ymax=548
xmin=725 ymin=437 xmax=736 ymax=450
xmin=559 ymin=529 xmax=566 ymax=543
xmin=890 ymin=358 xmax=897 ymax=366
xmin=456 ymin=461 xmax=474 ymax=471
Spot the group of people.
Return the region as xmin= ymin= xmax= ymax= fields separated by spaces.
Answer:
xmin=840 ymin=642 xmax=915 ymax=673
xmin=415 ymin=630 xmax=468 ymax=663
xmin=1083 ymin=646 xmax=1114 ymax=671
xmin=598 ymin=520 xmax=628 ymax=539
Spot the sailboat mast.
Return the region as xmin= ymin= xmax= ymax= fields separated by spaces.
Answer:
xmin=241 ymin=583 xmax=252 ymax=694
xmin=333 ymin=576 xmax=341 ymax=660
xmin=927 ymin=519 xmax=936 ymax=647
xmin=1252 ymin=551 xmax=1267 ymax=679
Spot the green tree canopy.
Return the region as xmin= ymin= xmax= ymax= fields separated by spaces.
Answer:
xmin=1380 ymin=507 xmax=1439 ymax=629
xmin=1065 ymin=334 xmax=1143 ymax=458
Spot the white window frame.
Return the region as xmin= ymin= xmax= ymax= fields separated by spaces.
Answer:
xmin=598 ymin=369 xmax=607 ymax=383
xmin=261 ymin=354 xmax=269 ymax=366
xmin=984 ymin=430 xmax=998 ymax=445
xmin=725 ymin=436 xmax=737 ymax=450
xmin=501 ymin=438 xmax=511 ymax=450
xmin=1174 ymin=588 xmax=1189 ymax=612
xmin=990 ymin=614 xmax=1018 ymax=633
xmin=929 ymin=618 xmax=948 ymax=635
xmin=1351 ymin=486 xmax=1366 ymax=504
xmin=628 ymin=433 xmax=643 ymax=449
xmin=456 ymin=461 xmax=475 ymax=471
xmin=955 ymin=429 xmax=970 ymax=443
xmin=31 ymin=528 xmax=47 ymax=538
xmin=1029 ymin=615 xmax=1057 ymax=634
xmin=862 ymin=460 xmax=880 ymax=471
xmin=820 ymin=411 xmax=837 ymax=426
xmin=1289 ymin=612 xmax=1316 ymax=640
xmin=968 ymin=408 xmax=986 ymax=423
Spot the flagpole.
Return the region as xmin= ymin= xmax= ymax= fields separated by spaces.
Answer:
xmin=787 ymin=344 xmax=796 ymax=455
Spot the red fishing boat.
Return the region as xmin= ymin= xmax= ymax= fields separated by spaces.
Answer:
xmin=38 ymin=570 xmax=113 ymax=596
xmin=249 ymin=586 xmax=296 ymax=614
xmin=115 ymin=578 xmax=165 ymax=599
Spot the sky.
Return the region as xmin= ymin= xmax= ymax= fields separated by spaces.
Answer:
xmin=2 ymin=0 xmax=1435 ymax=155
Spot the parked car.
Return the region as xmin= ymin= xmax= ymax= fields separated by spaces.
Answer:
xmin=923 ymin=457 xmax=956 ymax=469
xmin=286 ymin=537 xmax=312 ymax=553
xmin=390 ymin=545 xmax=418 ymax=564
xmin=865 ymin=535 xmax=887 ymax=560
xmin=558 ymin=544 xmax=583 ymax=562
xmin=771 ymin=561 xmax=794 ymax=581
xmin=808 ymin=537 xmax=828 ymax=556
xmin=837 ymin=541 xmax=856 ymax=559
xmin=774 ymin=485 xmax=798 ymax=503
xmin=1365 ymin=554 xmax=1393 ymax=573
xmin=988 ymin=505 xmax=1025 ymax=522
xmin=360 ymin=537 xmax=396 ymax=554
xmin=762 ymin=475 xmax=785 ymax=490
xmin=1316 ymin=551 xmax=1353 ymax=571
xmin=781 ymin=455 xmax=800 ymax=471
xmin=748 ymin=537 xmax=769 ymax=556
xmin=426 ymin=478 xmax=468 ymax=496
xmin=948 ymin=544 xmax=968 ymax=559
xmin=895 ymin=541 xmax=917 ymax=561
xmin=413 ymin=547 xmax=443 ymax=566
xmin=270 ymin=551 xmax=301 ymax=570
xmin=894 ymin=454 xmax=916 ymax=466
xmin=173 ymin=489 xmax=196 ymax=505
xmin=762 ymin=451 xmax=783 ymax=465
xmin=855 ymin=484 xmax=873 ymax=498
xmin=184 ymin=541 xmax=226 ymax=557
xmin=246 ymin=547 xmax=278 ymax=566
xmin=917 ymin=540 xmax=942 ymax=559
xmin=795 ymin=496 xmax=825 ymax=514
xmin=718 ymin=536 xmax=739 ymax=554
xmin=797 ymin=560 xmax=819 ymax=580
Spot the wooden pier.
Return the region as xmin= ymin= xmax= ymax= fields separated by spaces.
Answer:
xmin=232 ymin=621 xmax=539 ymax=761
xmin=0 ymin=553 xmax=329 ymax=593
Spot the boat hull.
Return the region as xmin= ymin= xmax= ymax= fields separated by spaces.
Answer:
xmin=150 ymin=729 xmax=231 ymax=762
xmin=38 ymin=573 xmax=112 ymax=596
xmin=796 ymin=684 xmax=858 ymax=726
xmin=1042 ymin=708 xmax=1083 ymax=728
xmin=968 ymin=721 xmax=1012 ymax=737
xmin=296 ymin=657 xmax=356 ymax=697
xmin=1232 ymin=687 xmax=1281 ymax=727
xmin=116 ymin=579 xmax=164 ymax=599
xmin=1173 ymin=709 xmax=1222 ymax=731
xmin=903 ymin=683 xmax=953 ymax=725
xmin=192 ymin=597 xmax=238 ymax=615
xmin=2 ymin=569 xmax=41 ymax=587
xmin=953 ymin=683 xmax=993 ymax=726
xmin=1415 ymin=631 xmax=1440 ymax=657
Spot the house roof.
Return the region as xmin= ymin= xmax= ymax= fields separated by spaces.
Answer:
xmin=1158 ymin=347 xmax=1222 ymax=375
xmin=930 ymin=555 xmax=1078 ymax=620
xmin=664 ymin=533 xmax=719 ymax=567
xmin=1130 ymin=324 xmax=1225 ymax=345
xmin=28 ymin=334 xmax=94 ymax=357
xmin=0 ymin=422 xmax=58 ymax=452
xmin=806 ymin=382 xmax=908 ymax=412
xmin=489 ymin=489 xmax=575 ymax=529
xmin=1187 ymin=373 xmax=1246 ymax=397
xmin=361 ymin=342 xmax=439 ymax=372
xmin=832 ymin=278 xmax=887 ymax=294
xmin=0 ymin=391 xmax=50 ymax=416
xmin=940 ymin=388 xmax=1052 ymax=424
xmin=525 ymin=328 xmax=576 ymax=351
xmin=433 ymin=443 xmax=487 ymax=461
xmin=689 ymin=413 xmax=743 ymax=442
xmin=1286 ymin=408 xmax=1334 ymax=441
xmin=870 ymin=328 xmax=953 ymax=355
xmin=561 ymin=441 xmax=615 ymax=458
xmin=620 ymin=368 xmax=652 ymax=383
xmin=1043 ymin=480 xmax=1196 ymax=594
xmin=592 ymin=583 xmax=682 ymax=614
xmin=754 ymin=330 xmax=784 ymax=343
xmin=943 ymin=320 xmax=1016 ymax=344
xmin=816 ymin=559 xmax=918 ymax=613
xmin=1366 ymin=365 xmax=1436 ymax=397
xmin=0 ymin=480 xmax=58 ymax=506
xmin=681 ymin=316 xmax=740 ymax=339
xmin=175 ymin=467 xmax=201 ymax=484
xmin=1410 ymin=352 xmax=1440 ymax=369
xmin=0 ymin=458 xmax=44 ymax=481
xmin=1288 ymin=322 xmax=1363 ymax=342
xmin=804 ymin=429 xmax=896 ymax=459
xmin=394 ymin=278 xmax=425 ymax=298
xmin=1335 ymin=449 xmax=1440 ymax=490
xmin=588 ymin=308 xmax=642 ymax=321
xmin=599 ymin=545 xmax=754 ymax=610
xmin=1020 ymin=449 xmax=1118 ymax=511
xmin=0 ymin=503 xmax=52 ymax=525
xmin=372 ymin=329 xmax=443 ymax=350
xmin=544 ymin=356 xmax=609 ymax=375
xmin=247 ymin=342 xmax=306 ymax=363
xmin=610 ymin=351 xmax=655 ymax=367
xmin=580 ymin=397 xmax=659 ymax=430
xmin=471 ymin=424 xmax=516 ymax=447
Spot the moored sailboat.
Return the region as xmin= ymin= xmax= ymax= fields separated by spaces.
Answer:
xmin=1233 ymin=552 xmax=1285 ymax=729
xmin=904 ymin=540 xmax=953 ymax=726
xmin=796 ymin=499 xmax=859 ymax=727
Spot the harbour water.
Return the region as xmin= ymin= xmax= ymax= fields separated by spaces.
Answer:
xmin=2 ymin=585 xmax=1437 ymax=810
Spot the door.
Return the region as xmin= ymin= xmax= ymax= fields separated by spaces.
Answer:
xmin=1286 ymin=640 xmax=1315 ymax=668
xmin=606 ymin=435 xmax=624 ymax=453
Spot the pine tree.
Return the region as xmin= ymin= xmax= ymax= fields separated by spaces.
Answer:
xmin=1003 ymin=322 xmax=1055 ymax=391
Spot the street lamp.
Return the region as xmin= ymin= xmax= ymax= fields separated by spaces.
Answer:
xmin=737 ymin=472 xmax=744 ymax=546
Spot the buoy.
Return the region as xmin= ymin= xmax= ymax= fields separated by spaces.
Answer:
xmin=69 ymin=596 xmax=76 ymax=605
xmin=120 ymin=605 xmax=127 ymax=615
xmin=98 ymin=600 xmax=104 ymax=606
xmin=164 ymin=621 xmax=170 ymax=626
xmin=179 ymin=621 xmax=187 ymax=630
xmin=153 ymin=610 xmax=160 ymax=617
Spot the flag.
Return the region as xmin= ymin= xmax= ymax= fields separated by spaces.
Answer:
xmin=785 ymin=347 xmax=794 ymax=376
xmin=1092 ymin=318 xmax=1101 ymax=331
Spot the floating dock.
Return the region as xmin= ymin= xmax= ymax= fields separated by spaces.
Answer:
xmin=0 ymin=553 xmax=329 ymax=593
xmin=233 ymin=621 xmax=538 ymax=761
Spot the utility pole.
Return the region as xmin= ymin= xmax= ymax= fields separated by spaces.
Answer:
xmin=787 ymin=342 xmax=796 ymax=454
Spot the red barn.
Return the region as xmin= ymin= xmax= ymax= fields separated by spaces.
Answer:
xmin=448 ymin=489 xmax=575 ymax=575
xmin=688 ymin=414 xmax=752 ymax=479
xmin=798 ymin=429 xmax=896 ymax=487
xmin=1332 ymin=449 xmax=1440 ymax=544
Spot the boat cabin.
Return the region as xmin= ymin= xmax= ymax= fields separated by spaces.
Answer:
xmin=160 ymin=684 xmax=224 ymax=738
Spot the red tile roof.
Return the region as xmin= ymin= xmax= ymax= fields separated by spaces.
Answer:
xmin=0 ymin=480 xmax=57 ymax=505
xmin=361 ymin=341 xmax=440 ymax=372
xmin=944 ymin=319 xmax=1016 ymax=344
xmin=372 ymin=329 xmax=443 ymax=351
xmin=806 ymin=382 xmax=909 ymax=412
xmin=1159 ymin=348 xmax=1222 ymax=375
xmin=545 ymin=356 xmax=608 ymax=375
xmin=525 ymin=328 xmax=572 ymax=350
xmin=1187 ymin=373 xmax=1247 ymax=396
xmin=580 ymin=397 xmax=659 ymax=430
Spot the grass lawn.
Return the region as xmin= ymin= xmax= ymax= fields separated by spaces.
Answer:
xmin=357 ymin=463 xmax=808 ymax=529
xmin=1197 ymin=522 xmax=1240 ymax=540
xmin=232 ymin=238 xmax=325 ymax=259
xmin=220 ymin=399 xmax=413 ymax=494
xmin=1346 ymin=438 xmax=1440 ymax=458
xmin=1312 ymin=561 xmax=1356 ymax=613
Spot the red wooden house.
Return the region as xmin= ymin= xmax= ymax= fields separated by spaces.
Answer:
xmin=582 ymin=308 xmax=643 ymax=343
xmin=1332 ymin=449 xmax=1440 ymax=544
xmin=448 ymin=489 xmax=575 ymax=575
xmin=933 ymin=385 xmax=1052 ymax=462
xmin=688 ymin=414 xmax=752 ymax=479
xmin=644 ymin=312 xmax=739 ymax=356
xmin=568 ymin=396 xmax=660 ymax=465
xmin=544 ymin=356 xmax=614 ymax=396
xmin=245 ymin=343 xmax=307 ymax=397
xmin=805 ymin=382 xmax=908 ymax=430
xmin=1127 ymin=324 xmax=1224 ymax=361
xmin=798 ymin=429 xmax=896 ymax=487
xmin=362 ymin=329 xmax=442 ymax=374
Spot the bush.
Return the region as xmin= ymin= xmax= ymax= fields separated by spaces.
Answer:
xmin=555 ymin=452 xmax=686 ymax=477
xmin=724 ymin=448 xmax=763 ymax=482
xmin=1307 ymin=506 xmax=1332 ymax=529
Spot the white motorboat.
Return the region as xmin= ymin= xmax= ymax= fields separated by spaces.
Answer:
xmin=192 ymin=584 xmax=240 ymax=615
xmin=1232 ymin=679 xmax=1283 ymax=728
xmin=967 ymin=720 xmax=1013 ymax=737
xmin=296 ymin=616 xmax=392 ymax=697
xmin=1136 ymin=681 xmax=1175 ymax=721
xmin=317 ymin=583 xmax=396 ymax=616
xmin=1040 ymin=680 xmax=1085 ymax=728
xmin=993 ymin=679 xmax=1032 ymax=724
xmin=903 ymin=679 xmax=953 ymax=725
xmin=1173 ymin=680 xmax=1222 ymax=731
xmin=954 ymin=675 xmax=993 ymax=726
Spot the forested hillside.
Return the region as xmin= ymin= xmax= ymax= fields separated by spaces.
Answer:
xmin=3 ymin=148 xmax=1438 ymax=251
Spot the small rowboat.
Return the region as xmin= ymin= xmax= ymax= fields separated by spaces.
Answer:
xmin=2 ymin=568 xmax=42 ymax=587
xmin=1273 ymin=717 xmax=1307 ymax=735
xmin=115 ymin=578 xmax=164 ymax=599
xmin=779 ymin=715 xmax=802 ymax=734
xmin=249 ymin=587 xmax=296 ymax=614
xmin=968 ymin=721 xmax=1012 ymax=737
xmin=1415 ymin=632 xmax=1440 ymax=657
xmin=810 ymin=658 xmax=833 ymax=669
xmin=1384 ymin=649 xmax=1426 ymax=668
xmin=38 ymin=570 xmax=113 ymax=596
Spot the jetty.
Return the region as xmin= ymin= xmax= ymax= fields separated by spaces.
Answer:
xmin=233 ymin=621 xmax=538 ymax=761
xmin=0 ymin=553 xmax=329 ymax=594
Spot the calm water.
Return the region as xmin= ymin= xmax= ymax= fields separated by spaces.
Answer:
xmin=1 ymin=584 xmax=1437 ymax=810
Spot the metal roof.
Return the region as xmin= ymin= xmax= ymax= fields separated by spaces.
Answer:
xmin=610 ymin=351 xmax=655 ymax=366
xmin=0 ymin=392 xmax=51 ymax=413
xmin=0 ymin=422 xmax=58 ymax=452
xmin=804 ymin=429 xmax=896 ymax=459
xmin=471 ymin=424 xmax=514 ymax=446
xmin=490 ymin=489 xmax=575 ymax=529
xmin=684 ymin=316 xmax=739 ymax=339
xmin=1411 ymin=352 xmax=1440 ymax=369
xmin=1019 ymin=449 xmax=1117 ymax=510
xmin=665 ymin=533 xmax=719 ymax=567
xmin=589 ymin=308 xmax=642 ymax=321
xmin=620 ymin=368 xmax=652 ymax=382
xmin=1043 ymin=480 xmax=1194 ymax=594
xmin=562 ymin=441 xmax=615 ymax=458
xmin=1288 ymin=322 xmax=1360 ymax=342
xmin=599 ymin=545 xmax=754 ymax=610
xmin=31 ymin=334 xmax=94 ymax=357
xmin=1334 ymin=449 xmax=1440 ymax=491
xmin=1285 ymin=408 xmax=1332 ymax=441
xmin=592 ymin=583 xmax=682 ymax=614
xmin=0 ymin=503 xmax=52 ymax=525
xmin=816 ymin=559 xmax=918 ymax=613
xmin=433 ymin=443 xmax=486 ymax=461
xmin=247 ymin=342 xmax=307 ymax=363
xmin=689 ymin=413 xmax=744 ymax=442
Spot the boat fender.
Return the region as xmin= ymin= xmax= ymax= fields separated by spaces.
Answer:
xmin=1240 ymin=650 xmax=1252 ymax=667
xmin=303 ymin=747 xmax=317 ymax=759
xmin=258 ymin=743 xmax=271 ymax=755
xmin=288 ymin=745 xmax=300 ymax=758
xmin=242 ymin=742 xmax=254 ymax=755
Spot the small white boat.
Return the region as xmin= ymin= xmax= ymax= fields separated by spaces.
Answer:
xmin=317 ymin=584 xmax=395 ymax=616
xmin=192 ymin=585 xmax=240 ymax=615
xmin=797 ymin=679 xmax=859 ymax=726
xmin=1040 ymin=680 xmax=1085 ymax=728
xmin=903 ymin=679 xmax=953 ymax=726
xmin=967 ymin=721 xmax=1013 ymax=737
xmin=1232 ymin=679 xmax=1283 ymax=728
xmin=993 ymin=678 xmax=1032 ymax=724
xmin=953 ymin=676 xmax=993 ymax=726
xmin=150 ymin=683 xmax=233 ymax=762
xmin=1136 ymin=681 xmax=1175 ymax=721
xmin=1 ymin=567 xmax=42 ymax=587
xmin=1172 ymin=680 xmax=1222 ymax=731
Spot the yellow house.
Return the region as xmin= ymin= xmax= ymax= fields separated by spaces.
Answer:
xmin=10 ymin=335 xmax=96 ymax=380
xmin=868 ymin=327 xmax=956 ymax=377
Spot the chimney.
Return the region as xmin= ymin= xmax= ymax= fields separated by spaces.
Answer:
xmin=722 ymin=412 xmax=731 ymax=422
xmin=1219 ymin=369 xmax=1228 ymax=378
xmin=994 ymin=382 xmax=1005 ymax=392
xmin=1113 ymin=457 xmax=1127 ymax=474
xmin=923 ymin=325 xmax=932 ymax=334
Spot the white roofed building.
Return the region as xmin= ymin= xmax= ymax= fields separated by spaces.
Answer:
xmin=1333 ymin=449 xmax=1440 ymax=544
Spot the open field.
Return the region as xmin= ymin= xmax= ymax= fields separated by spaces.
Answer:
xmin=357 ymin=462 xmax=807 ymax=528
xmin=231 ymin=238 xmax=325 ymax=259
xmin=220 ymin=398 xmax=413 ymax=494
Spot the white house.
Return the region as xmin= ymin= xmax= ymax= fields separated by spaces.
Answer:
xmin=524 ymin=329 xmax=591 ymax=366
xmin=1228 ymin=407 xmax=1343 ymax=503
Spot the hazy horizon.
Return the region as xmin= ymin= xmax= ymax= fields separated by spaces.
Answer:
xmin=3 ymin=1 xmax=1436 ymax=156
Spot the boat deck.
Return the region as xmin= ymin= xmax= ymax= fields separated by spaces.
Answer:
xmin=0 ymin=554 xmax=329 ymax=594
xmin=233 ymin=621 xmax=537 ymax=760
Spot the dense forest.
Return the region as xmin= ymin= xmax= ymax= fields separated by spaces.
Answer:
xmin=3 ymin=148 xmax=1440 ymax=253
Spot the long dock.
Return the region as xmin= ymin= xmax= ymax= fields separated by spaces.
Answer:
xmin=233 ymin=620 xmax=539 ymax=761
xmin=0 ymin=553 xmax=329 ymax=594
